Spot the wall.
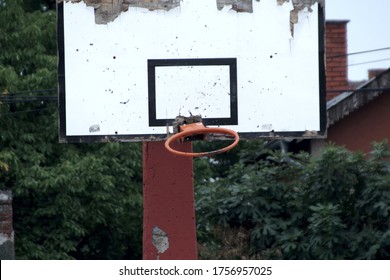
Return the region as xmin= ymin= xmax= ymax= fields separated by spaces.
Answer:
xmin=327 ymin=92 xmax=390 ymax=153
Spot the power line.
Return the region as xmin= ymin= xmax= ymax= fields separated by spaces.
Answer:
xmin=0 ymin=89 xmax=58 ymax=104
xmin=6 ymin=89 xmax=57 ymax=95
xmin=328 ymin=46 xmax=390 ymax=59
xmin=0 ymin=96 xmax=57 ymax=103
xmin=325 ymin=58 xmax=390 ymax=70
xmin=0 ymin=107 xmax=56 ymax=116
xmin=348 ymin=58 xmax=390 ymax=67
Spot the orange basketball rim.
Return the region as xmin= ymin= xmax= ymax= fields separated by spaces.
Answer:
xmin=165 ymin=122 xmax=240 ymax=157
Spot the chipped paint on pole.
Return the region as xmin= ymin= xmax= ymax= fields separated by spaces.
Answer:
xmin=151 ymin=226 xmax=169 ymax=259
xmin=0 ymin=190 xmax=14 ymax=260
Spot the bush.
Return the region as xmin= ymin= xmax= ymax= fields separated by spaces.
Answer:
xmin=195 ymin=141 xmax=390 ymax=259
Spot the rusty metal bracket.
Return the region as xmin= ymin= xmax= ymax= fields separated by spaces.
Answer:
xmin=172 ymin=115 xmax=205 ymax=142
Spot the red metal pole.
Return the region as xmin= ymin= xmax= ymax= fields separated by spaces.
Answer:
xmin=142 ymin=141 xmax=198 ymax=260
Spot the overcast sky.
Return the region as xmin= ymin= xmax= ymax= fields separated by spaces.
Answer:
xmin=326 ymin=0 xmax=390 ymax=81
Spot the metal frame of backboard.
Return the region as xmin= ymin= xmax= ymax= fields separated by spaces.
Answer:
xmin=57 ymin=0 xmax=326 ymax=143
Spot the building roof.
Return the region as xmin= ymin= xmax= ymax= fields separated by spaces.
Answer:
xmin=327 ymin=68 xmax=390 ymax=126
xmin=326 ymin=20 xmax=350 ymax=24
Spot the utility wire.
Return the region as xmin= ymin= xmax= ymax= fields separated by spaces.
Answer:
xmin=348 ymin=58 xmax=390 ymax=67
xmin=0 ymin=95 xmax=57 ymax=99
xmin=325 ymin=58 xmax=390 ymax=70
xmin=0 ymin=107 xmax=56 ymax=116
xmin=6 ymin=89 xmax=57 ymax=95
xmin=0 ymin=89 xmax=57 ymax=104
xmin=328 ymin=46 xmax=390 ymax=59
xmin=0 ymin=96 xmax=57 ymax=103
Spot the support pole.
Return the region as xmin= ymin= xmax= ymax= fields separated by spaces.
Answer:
xmin=0 ymin=190 xmax=14 ymax=260
xmin=142 ymin=141 xmax=197 ymax=260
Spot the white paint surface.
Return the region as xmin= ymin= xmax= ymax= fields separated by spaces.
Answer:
xmin=63 ymin=0 xmax=322 ymax=138
xmin=155 ymin=65 xmax=231 ymax=119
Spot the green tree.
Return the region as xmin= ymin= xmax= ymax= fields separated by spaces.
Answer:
xmin=195 ymin=141 xmax=390 ymax=259
xmin=0 ymin=0 xmax=143 ymax=259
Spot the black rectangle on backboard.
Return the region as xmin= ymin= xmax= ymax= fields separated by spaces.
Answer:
xmin=148 ymin=58 xmax=238 ymax=127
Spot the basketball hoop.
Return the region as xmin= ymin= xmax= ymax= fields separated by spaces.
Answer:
xmin=165 ymin=122 xmax=239 ymax=157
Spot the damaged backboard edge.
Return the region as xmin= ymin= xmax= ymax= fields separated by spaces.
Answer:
xmin=57 ymin=0 xmax=323 ymax=36
xmin=57 ymin=1 xmax=327 ymax=143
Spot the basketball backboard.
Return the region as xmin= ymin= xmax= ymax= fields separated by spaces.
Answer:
xmin=57 ymin=0 xmax=326 ymax=143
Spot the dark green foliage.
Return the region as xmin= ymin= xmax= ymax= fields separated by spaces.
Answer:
xmin=5 ymin=142 xmax=143 ymax=260
xmin=195 ymin=141 xmax=390 ymax=259
xmin=193 ymin=140 xmax=242 ymax=180
xmin=22 ymin=0 xmax=57 ymax=12
xmin=1 ymin=0 xmax=143 ymax=259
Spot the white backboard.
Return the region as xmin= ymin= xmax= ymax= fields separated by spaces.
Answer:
xmin=58 ymin=0 xmax=326 ymax=142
